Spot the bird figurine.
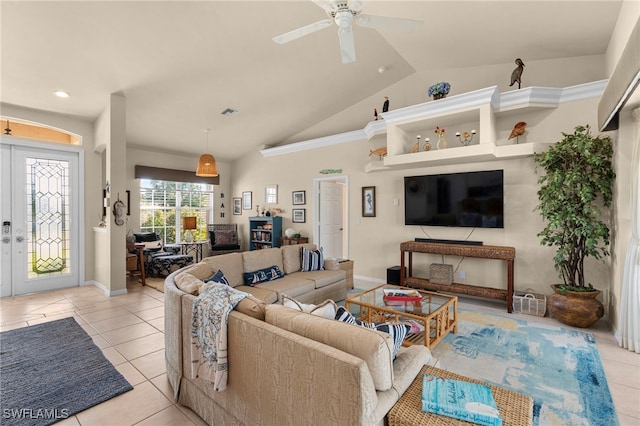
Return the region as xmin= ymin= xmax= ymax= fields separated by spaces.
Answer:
xmin=382 ymin=96 xmax=389 ymax=113
xmin=508 ymin=121 xmax=527 ymax=143
xmin=369 ymin=147 xmax=387 ymax=159
xmin=509 ymin=58 xmax=525 ymax=89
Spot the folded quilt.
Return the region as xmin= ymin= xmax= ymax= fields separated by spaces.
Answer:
xmin=191 ymin=282 xmax=250 ymax=391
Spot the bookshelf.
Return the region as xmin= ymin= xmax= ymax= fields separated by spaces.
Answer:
xmin=249 ymin=216 xmax=282 ymax=250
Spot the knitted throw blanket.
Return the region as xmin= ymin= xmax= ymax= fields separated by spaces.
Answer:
xmin=190 ymin=283 xmax=250 ymax=391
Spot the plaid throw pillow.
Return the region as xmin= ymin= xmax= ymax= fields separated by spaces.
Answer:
xmin=301 ymin=247 xmax=324 ymax=272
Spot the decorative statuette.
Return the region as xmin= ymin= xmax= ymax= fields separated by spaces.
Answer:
xmin=413 ymin=135 xmax=421 ymax=153
xmin=455 ymin=129 xmax=477 ymax=146
xmin=423 ymin=137 xmax=431 ymax=151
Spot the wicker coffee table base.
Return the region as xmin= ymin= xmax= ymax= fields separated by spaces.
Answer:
xmin=387 ymin=365 xmax=533 ymax=426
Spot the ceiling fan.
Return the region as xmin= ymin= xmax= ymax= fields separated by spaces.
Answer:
xmin=272 ymin=0 xmax=423 ymax=64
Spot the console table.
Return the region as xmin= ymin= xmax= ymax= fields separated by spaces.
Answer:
xmin=400 ymin=241 xmax=515 ymax=313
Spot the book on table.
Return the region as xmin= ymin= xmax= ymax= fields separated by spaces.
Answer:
xmin=383 ymin=288 xmax=423 ymax=306
xmin=421 ymin=374 xmax=502 ymax=426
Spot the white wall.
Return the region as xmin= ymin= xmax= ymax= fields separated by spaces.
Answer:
xmin=231 ymin=95 xmax=612 ymax=309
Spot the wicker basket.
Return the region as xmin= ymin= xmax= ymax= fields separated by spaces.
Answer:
xmin=513 ymin=290 xmax=547 ymax=317
xmin=429 ymin=264 xmax=453 ymax=285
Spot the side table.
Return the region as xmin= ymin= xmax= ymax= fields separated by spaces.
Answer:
xmin=126 ymin=243 xmax=146 ymax=286
xmin=180 ymin=241 xmax=207 ymax=263
xmin=281 ymin=236 xmax=309 ymax=245
xmin=338 ymin=259 xmax=354 ymax=289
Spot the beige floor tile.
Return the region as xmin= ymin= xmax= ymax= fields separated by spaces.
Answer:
xmin=123 ymin=298 xmax=164 ymax=313
xmin=101 ymin=322 xmax=159 ymax=346
xmin=78 ymin=306 xmax=131 ymax=323
xmin=0 ymin=321 xmax=28 ymax=332
xmin=150 ymin=374 xmax=175 ymax=402
xmin=90 ymin=334 xmax=111 ymax=350
xmin=133 ymin=306 xmax=164 ymax=321
xmin=610 ymin=383 xmax=640 ymax=419
xmin=75 ymin=381 xmax=172 ymax=426
xmin=147 ymin=317 xmax=164 ymax=332
xmin=28 ymin=301 xmax=78 ymax=315
xmin=102 ymin=346 xmax=128 ymax=366
xmin=134 ymin=405 xmax=196 ymax=426
xmin=604 ymin=361 xmax=640 ymax=390
xmin=598 ymin=341 xmax=640 ymax=367
xmin=114 ymin=332 xmax=165 ymax=360
xmin=91 ymin=313 xmax=144 ymax=333
xmin=130 ymin=349 xmax=166 ymax=380
xmin=176 ymin=406 xmax=209 ymax=426
xmin=115 ymin=361 xmax=147 ymax=386
xmin=618 ymin=412 xmax=640 ymax=425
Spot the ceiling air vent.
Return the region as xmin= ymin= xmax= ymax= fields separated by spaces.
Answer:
xmin=220 ymin=108 xmax=238 ymax=117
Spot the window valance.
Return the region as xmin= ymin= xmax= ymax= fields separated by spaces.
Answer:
xmin=135 ymin=165 xmax=219 ymax=185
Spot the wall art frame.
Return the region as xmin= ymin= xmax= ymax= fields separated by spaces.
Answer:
xmin=292 ymin=190 xmax=306 ymax=205
xmin=292 ymin=208 xmax=306 ymax=223
xmin=242 ymin=191 xmax=252 ymax=210
xmin=233 ymin=197 xmax=242 ymax=215
xmin=362 ymin=186 xmax=376 ymax=217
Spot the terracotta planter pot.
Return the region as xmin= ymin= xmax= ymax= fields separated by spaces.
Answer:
xmin=547 ymin=284 xmax=604 ymax=328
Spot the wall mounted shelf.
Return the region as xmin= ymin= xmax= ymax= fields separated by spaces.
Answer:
xmin=260 ymin=80 xmax=607 ymax=172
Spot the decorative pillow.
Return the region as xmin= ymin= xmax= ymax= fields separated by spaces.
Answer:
xmin=205 ymin=269 xmax=230 ymax=286
xmin=243 ymin=265 xmax=285 ymax=286
xmin=214 ymin=230 xmax=236 ymax=245
xmin=334 ymin=306 xmax=410 ymax=359
xmin=282 ymin=295 xmax=337 ymax=319
xmin=301 ymin=247 xmax=324 ymax=272
xmin=142 ymin=240 xmax=163 ymax=250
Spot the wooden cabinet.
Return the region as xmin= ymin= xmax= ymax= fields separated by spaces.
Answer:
xmin=249 ymin=216 xmax=282 ymax=250
xmin=281 ymin=236 xmax=309 ymax=245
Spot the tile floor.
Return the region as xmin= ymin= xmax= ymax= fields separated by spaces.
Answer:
xmin=1 ymin=278 xmax=639 ymax=426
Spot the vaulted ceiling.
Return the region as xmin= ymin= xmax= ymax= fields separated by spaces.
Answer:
xmin=1 ymin=1 xmax=623 ymax=162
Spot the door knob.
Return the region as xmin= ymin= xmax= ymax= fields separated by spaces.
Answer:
xmin=15 ymin=236 xmax=24 ymax=242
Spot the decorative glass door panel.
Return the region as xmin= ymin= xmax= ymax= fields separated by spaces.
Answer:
xmin=1 ymin=143 xmax=79 ymax=296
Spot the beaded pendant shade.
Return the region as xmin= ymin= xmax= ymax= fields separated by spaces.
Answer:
xmin=196 ymin=128 xmax=219 ymax=177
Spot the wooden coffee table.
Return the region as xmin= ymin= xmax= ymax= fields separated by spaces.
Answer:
xmin=345 ymin=284 xmax=457 ymax=348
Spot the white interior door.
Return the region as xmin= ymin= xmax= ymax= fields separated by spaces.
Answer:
xmin=316 ymin=179 xmax=347 ymax=260
xmin=1 ymin=143 xmax=80 ymax=296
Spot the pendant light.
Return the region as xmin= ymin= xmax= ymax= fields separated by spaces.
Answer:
xmin=196 ymin=128 xmax=218 ymax=177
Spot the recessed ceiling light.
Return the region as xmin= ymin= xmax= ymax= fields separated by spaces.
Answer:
xmin=54 ymin=91 xmax=70 ymax=98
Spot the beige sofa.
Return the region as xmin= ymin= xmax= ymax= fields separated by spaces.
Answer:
xmin=165 ymin=244 xmax=437 ymax=425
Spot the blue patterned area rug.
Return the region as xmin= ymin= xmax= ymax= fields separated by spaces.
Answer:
xmin=431 ymin=310 xmax=618 ymax=426
xmin=0 ymin=317 xmax=133 ymax=426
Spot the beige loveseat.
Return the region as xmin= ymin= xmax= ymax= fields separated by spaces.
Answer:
xmin=165 ymin=244 xmax=437 ymax=425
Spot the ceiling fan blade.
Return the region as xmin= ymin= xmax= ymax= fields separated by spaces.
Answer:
xmin=338 ymin=27 xmax=356 ymax=64
xmin=272 ymin=19 xmax=333 ymax=44
xmin=310 ymin=0 xmax=338 ymax=14
xmin=348 ymin=0 xmax=365 ymax=12
xmin=355 ymin=14 xmax=423 ymax=33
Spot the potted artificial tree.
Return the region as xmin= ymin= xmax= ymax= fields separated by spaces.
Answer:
xmin=534 ymin=125 xmax=615 ymax=328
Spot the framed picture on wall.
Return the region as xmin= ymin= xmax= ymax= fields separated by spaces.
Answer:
xmin=233 ymin=197 xmax=242 ymax=215
xmin=242 ymin=191 xmax=252 ymax=210
xmin=292 ymin=208 xmax=306 ymax=223
xmin=292 ymin=190 xmax=305 ymax=205
xmin=362 ymin=186 xmax=376 ymax=217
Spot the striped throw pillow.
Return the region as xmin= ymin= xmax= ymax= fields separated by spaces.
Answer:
xmin=301 ymin=247 xmax=324 ymax=272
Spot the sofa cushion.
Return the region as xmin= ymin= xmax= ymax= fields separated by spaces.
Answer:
xmin=174 ymin=272 xmax=205 ymax=295
xmin=205 ymin=269 xmax=230 ymax=286
xmin=281 ymin=243 xmax=317 ymax=274
xmin=235 ymin=285 xmax=279 ymax=304
xmin=301 ymin=247 xmax=324 ymax=272
xmin=282 ymin=295 xmax=337 ymax=320
xmin=244 ymin=265 xmax=285 ymax=286
xmin=203 ymin=253 xmax=244 ymax=287
xmin=335 ymin=307 xmax=411 ymax=359
xmin=242 ymin=247 xmax=284 ymax=274
xmin=134 ymin=232 xmax=160 ymax=242
xmin=258 ymin=274 xmax=316 ymax=299
xmin=265 ymin=304 xmax=394 ymax=391
xmin=289 ymin=270 xmax=345 ymax=289
xmin=179 ymin=262 xmax=214 ymax=281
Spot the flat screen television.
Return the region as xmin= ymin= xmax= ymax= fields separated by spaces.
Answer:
xmin=404 ymin=170 xmax=504 ymax=228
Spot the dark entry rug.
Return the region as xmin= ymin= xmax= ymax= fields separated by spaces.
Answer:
xmin=0 ymin=317 xmax=133 ymax=425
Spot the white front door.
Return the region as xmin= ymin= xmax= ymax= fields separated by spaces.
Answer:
xmin=1 ymin=143 xmax=80 ymax=296
xmin=316 ymin=178 xmax=347 ymax=259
